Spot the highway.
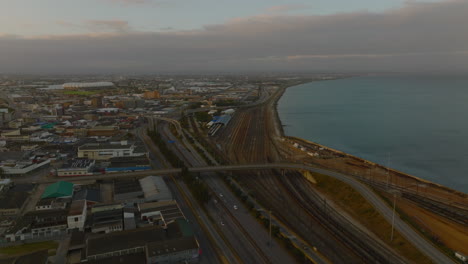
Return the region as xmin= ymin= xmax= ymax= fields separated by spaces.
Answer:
xmin=156 ymin=117 xmax=289 ymax=264
xmin=29 ymin=161 xmax=455 ymax=264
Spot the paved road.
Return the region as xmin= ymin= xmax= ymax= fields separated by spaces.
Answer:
xmin=19 ymin=162 xmax=454 ymax=263
xmin=157 ymin=119 xmax=269 ymax=264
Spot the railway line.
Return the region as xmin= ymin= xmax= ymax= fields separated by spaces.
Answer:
xmin=343 ymin=172 xmax=468 ymax=226
xmin=157 ymin=118 xmax=287 ymax=264
xmin=215 ymin=97 xmax=363 ymax=263
xmin=281 ymin=171 xmax=407 ymax=264
xmin=210 ymin=83 xmax=457 ymax=263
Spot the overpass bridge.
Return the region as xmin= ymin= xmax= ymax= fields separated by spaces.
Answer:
xmin=27 ymin=162 xmax=454 ymax=264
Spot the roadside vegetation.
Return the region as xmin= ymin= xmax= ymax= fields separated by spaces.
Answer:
xmin=309 ymin=172 xmax=433 ymax=264
xmin=194 ymin=111 xmax=211 ymax=122
xmin=0 ymin=241 xmax=57 ymax=256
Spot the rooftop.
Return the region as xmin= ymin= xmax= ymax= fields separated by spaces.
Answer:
xmin=60 ymin=159 xmax=94 ymax=169
xmin=85 ymin=223 xmax=185 ymax=257
xmin=69 ymin=200 xmax=86 ymax=216
xmin=114 ymin=180 xmax=142 ymax=195
xmin=78 ymin=143 xmax=134 ymax=151
xmin=146 ymin=236 xmax=198 ymax=257
xmin=41 ymin=181 xmax=74 ymax=199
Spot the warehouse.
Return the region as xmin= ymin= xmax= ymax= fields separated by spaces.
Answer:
xmin=41 ymin=181 xmax=74 ymax=199
xmin=105 ymin=157 xmax=151 ymax=173
xmin=57 ymin=159 xmax=95 ymax=177
xmin=82 ymin=220 xmax=199 ymax=263
xmin=77 ymin=141 xmax=147 ymax=161
xmin=139 ymin=176 xmax=172 ymax=202
xmin=113 ymin=179 xmax=144 ymax=203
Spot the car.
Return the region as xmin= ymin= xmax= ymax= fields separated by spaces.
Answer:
xmin=233 ymin=205 xmax=238 ymax=210
xmin=220 ymin=221 xmax=225 ymax=226
xmin=219 ymin=193 xmax=223 ymax=198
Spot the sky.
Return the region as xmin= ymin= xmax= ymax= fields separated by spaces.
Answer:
xmin=0 ymin=0 xmax=466 ymax=74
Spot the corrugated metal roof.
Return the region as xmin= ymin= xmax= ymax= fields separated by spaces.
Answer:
xmin=139 ymin=176 xmax=172 ymax=202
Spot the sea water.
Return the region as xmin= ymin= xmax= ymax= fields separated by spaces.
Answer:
xmin=278 ymin=75 xmax=468 ymax=193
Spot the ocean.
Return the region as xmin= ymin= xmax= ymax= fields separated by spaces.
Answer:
xmin=278 ymin=75 xmax=468 ymax=193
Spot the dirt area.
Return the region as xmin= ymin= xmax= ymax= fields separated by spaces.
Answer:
xmin=100 ymin=183 xmax=113 ymax=203
xmin=20 ymin=184 xmax=46 ymax=215
xmin=397 ymin=199 xmax=468 ymax=255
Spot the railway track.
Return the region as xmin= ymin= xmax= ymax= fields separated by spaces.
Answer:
xmin=160 ymin=118 xmax=276 ymax=264
xmin=280 ymin=171 xmax=407 ymax=264
xmin=353 ymin=175 xmax=468 ymax=226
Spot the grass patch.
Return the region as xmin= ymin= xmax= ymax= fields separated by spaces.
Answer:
xmin=311 ymin=172 xmax=433 ymax=264
xmin=63 ymin=90 xmax=98 ymax=96
xmin=0 ymin=241 xmax=58 ymax=256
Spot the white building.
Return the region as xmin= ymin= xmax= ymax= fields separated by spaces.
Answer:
xmin=77 ymin=141 xmax=147 ymax=160
xmin=67 ymin=200 xmax=87 ymax=231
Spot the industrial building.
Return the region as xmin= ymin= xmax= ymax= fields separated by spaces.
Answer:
xmin=208 ymin=115 xmax=232 ymax=136
xmin=81 ymin=220 xmax=199 ymax=263
xmin=5 ymin=209 xmax=68 ymax=242
xmin=57 ymin=159 xmax=95 ymax=177
xmin=113 ymin=176 xmax=172 ymax=204
xmin=138 ymin=200 xmax=185 ymax=226
xmin=139 ymin=176 xmax=172 ymax=202
xmin=113 ymin=179 xmax=144 ymax=204
xmin=89 ymin=208 xmax=124 ymax=234
xmin=62 ymin=82 xmax=114 ymax=90
xmin=41 ymin=181 xmax=74 ymax=199
xmin=77 ymin=141 xmax=147 ymax=160
xmin=105 ymin=156 xmax=151 ymax=173
xmin=67 ymin=200 xmax=87 ymax=231
xmin=0 ymin=159 xmax=51 ymax=176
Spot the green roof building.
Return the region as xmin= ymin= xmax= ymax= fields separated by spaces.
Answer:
xmin=41 ymin=181 xmax=74 ymax=199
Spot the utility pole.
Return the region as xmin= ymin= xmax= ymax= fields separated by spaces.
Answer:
xmin=269 ymin=210 xmax=272 ymax=247
xmin=391 ymin=193 xmax=396 ymax=241
xmin=386 ymin=152 xmax=390 ymax=190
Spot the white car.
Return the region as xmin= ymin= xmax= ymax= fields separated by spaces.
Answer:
xmin=233 ymin=205 xmax=238 ymax=210
xmin=219 ymin=193 xmax=223 ymax=198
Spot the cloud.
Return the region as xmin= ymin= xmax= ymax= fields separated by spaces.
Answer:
xmin=85 ymin=20 xmax=131 ymax=33
xmin=265 ymin=4 xmax=311 ymax=14
xmin=1 ymin=0 xmax=468 ymax=74
xmin=104 ymin=0 xmax=151 ymax=4
xmin=57 ymin=20 xmax=132 ymax=33
xmin=102 ymin=0 xmax=174 ymax=7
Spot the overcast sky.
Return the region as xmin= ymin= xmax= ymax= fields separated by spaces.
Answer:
xmin=0 ymin=0 xmax=466 ymax=74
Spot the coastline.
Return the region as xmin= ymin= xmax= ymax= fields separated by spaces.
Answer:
xmin=271 ymin=81 xmax=467 ymax=202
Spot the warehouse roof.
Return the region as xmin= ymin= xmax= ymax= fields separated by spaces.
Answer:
xmin=86 ymin=224 xmax=183 ymax=257
xmin=139 ymin=176 xmax=172 ymax=202
xmin=41 ymin=181 xmax=74 ymax=199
